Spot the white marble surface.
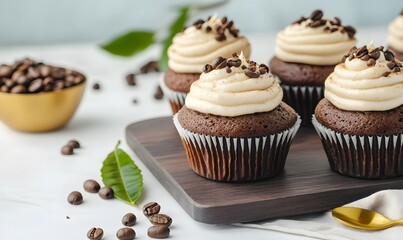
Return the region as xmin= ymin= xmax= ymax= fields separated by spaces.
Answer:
xmin=0 ymin=30 xmax=391 ymax=240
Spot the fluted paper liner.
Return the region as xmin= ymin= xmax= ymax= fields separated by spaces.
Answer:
xmin=281 ymin=83 xmax=323 ymax=127
xmin=159 ymin=74 xmax=187 ymax=114
xmin=312 ymin=115 xmax=403 ymax=179
xmin=173 ymin=114 xmax=301 ymax=182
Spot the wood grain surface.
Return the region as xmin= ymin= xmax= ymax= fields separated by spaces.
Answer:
xmin=126 ymin=117 xmax=403 ymax=224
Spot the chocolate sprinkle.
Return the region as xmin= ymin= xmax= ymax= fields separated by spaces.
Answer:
xmin=367 ymin=58 xmax=376 ymax=67
xmin=203 ymin=64 xmax=213 ymax=73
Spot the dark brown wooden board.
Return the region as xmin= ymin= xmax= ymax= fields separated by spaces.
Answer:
xmin=126 ymin=117 xmax=403 ymax=224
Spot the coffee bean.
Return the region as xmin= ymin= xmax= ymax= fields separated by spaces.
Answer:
xmin=67 ymin=140 xmax=80 ymax=149
xmin=310 ymin=10 xmax=323 ymax=21
xmin=61 ymin=145 xmax=74 ymax=155
xmin=148 ymin=226 xmax=170 ymax=239
xmin=93 ymin=83 xmax=100 ymax=90
xmin=382 ymin=71 xmax=391 ymax=77
xmin=126 ymin=73 xmax=136 ymax=86
xmin=67 ymin=191 xmax=83 ymax=205
xmin=227 ymin=58 xmax=241 ymax=68
xmin=116 ymin=227 xmax=136 ymax=240
xmin=83 ymin=179 xmax=100 ymax=193
xmin=27 ymin=67 xmax=40 ymax=79
xmin=343 ymin=26 xmax=356 ymax=38
xmin=11 ymin=71 xmax=24 ymax=81
xmin=384 ymin=50 xmax=395 ymax=61
xmin=387 ymin=61 xmax=396 ymax=70
xmin=308 ymin=19 xmax=326 ymax=28
xmin=212 ymin=57 xmax=226 ymax=69
xmin=226 ymin=68 xmax=232 ymax=73
xmin=51 ymin=67 xmax=66 ymax=79
xmin=355 ymin=46 xmax=368 ymax=59
xmin=0 ymin=65 xmax=13 ymax=78
xmin=140 ymin=61 xmax=159 ymax=74
xmin=368 ymin=50 xmax=381 ymax=60
xmin=153 ymin=86 xmax=163 ymax=100
xmin=293 ymin=16 xmax=307 ymax=25
xmin=360 ymin=55 xmax=370 ymax=61
xmin=10 ymin=85 xmax=27 ymax=94
xmin=87 ymin=227 xmax=103 ymax=240
xmin=332 ymin=17 xmax=342 ymax=26
xmin=99 ymin=187 xmax=114 ymax=199
xmin=205 ymin=26 xmax=212 ymax=32
xmin=122 ymin=213 xmax=137 ymax=226
xmin=53 ymin=80 xmax=64 ymax=90
xmin=143 ymin=202 xmax=161 ymax=217
xmin=221 ymin=16 xmax=227 ymax=24
xmin=367 ymin=58 xmax=376 ymax=67
xmin=1 ymin=85 xmax=9 ymax=93
xmin=215 ymin=33 xmax=226 ymax=41
xmin=258 ymin=64 xmax=269 ymax=74
xmin=149 ymin=214 xmax=172 ymax=227
xmin=15 ymin=75 xmax=30 ymax=85
xmin=39 ymin=65 xmax=51 ymax=77
xmin=244 ymin=69 xmax=260 ymax=78
xmin=394 ymin=66 xmax=401 ymax=72
xmin=203 ymin=64 xmax=213 ymax=73
xmin=28 ymin=79 xmax=44 ymax=93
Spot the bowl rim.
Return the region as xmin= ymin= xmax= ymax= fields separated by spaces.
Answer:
xmin=0 ymin=79 xmax=86 ymax=97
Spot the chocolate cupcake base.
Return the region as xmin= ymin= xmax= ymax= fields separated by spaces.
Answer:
xmin=159 ymin=75 xmax=187 ymax=114
xmin=312 ymin=116 xmax=403 ymax=179
xmin=174 ymin=114 xmax=301 ymax=182
xmin=282 ymin=83 xmax=324 ymax=127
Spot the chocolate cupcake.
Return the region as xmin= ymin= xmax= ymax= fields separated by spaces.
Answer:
xmin=313 ymin=43 xmax=403 ymax=179
xmin=160 ymin=16 xmax=251 ymax=113
xmin=174 ymin=53 xmax=301 ymax=182
xmin=269 ymin=10 xmax=357 ymax=126
xmin=388 ymin=10 xmax=403 ymax=61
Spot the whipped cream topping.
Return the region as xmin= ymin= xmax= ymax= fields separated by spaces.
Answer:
xmin=185 ymin=53 xmax=283 ymax=117
xmin=275 ymin=10 xmax=356 ymax=65
xmin=325 ymin=43 xmax=403 ymax=111
xmin=168 ymin=16 xmax=251 ymax=73
xmin=388 ymin=13 xmax=403 ymax=52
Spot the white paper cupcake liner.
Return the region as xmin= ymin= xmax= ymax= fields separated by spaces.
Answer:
xmin=159 ymin=74 xmax=187 ymax=114
xmin=173 ymin=113 xmax=301 ymax=182
xmin=281 ymin=83 xmax=324 ymax=127
xmin=312 ymin=115 xmax=403 ymax=178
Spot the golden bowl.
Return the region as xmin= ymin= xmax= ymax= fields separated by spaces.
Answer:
xmin=0 ymin=81 xmax=86 ymax=132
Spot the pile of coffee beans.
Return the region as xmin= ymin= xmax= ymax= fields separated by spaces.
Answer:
xmin=61 ymin=139 xmax=81 ymax=155
xmin=0 ymin=58 xmax=85 ymax=94
xmin=143 ymin=202 xmax=171 ymax=239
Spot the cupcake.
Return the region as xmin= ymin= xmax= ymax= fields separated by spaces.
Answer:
xmin=173 ymin=53 xmax=301 ymax=182
xmin=269 ymin=10 xmax=357 ymax=126
xmin=388 ymin=10 xmax=403 ymax=61
xmin=161 ymin=16 xmax=251 ymax=113
xmin=313 ymin=43 xmax=403 ymax=179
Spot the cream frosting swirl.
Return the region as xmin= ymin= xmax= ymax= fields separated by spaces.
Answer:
xmin=388 ymin=14 xmax=403 ymax=52
xmin=185 ymin=53 xmax=283 ymax=117
xmin=275 ymin=18 xmax=356 ymax=65
xmin=325 ymin=43 xmax=403 ymax=111
xmin=168 ymin=16 xmax=251 ymax=73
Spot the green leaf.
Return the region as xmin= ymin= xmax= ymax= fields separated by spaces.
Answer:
xmin=101 ymin=31 xmax=155 ymax=57
xmin=158 ymin=7 xmax=190 ymax=72
xmin=101 ymin=141 xmax=143 ymax=206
